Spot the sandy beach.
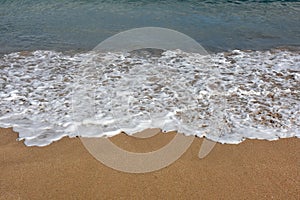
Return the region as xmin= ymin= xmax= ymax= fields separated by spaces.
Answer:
xmin=0 ymin=127 xmax=299 ymax=199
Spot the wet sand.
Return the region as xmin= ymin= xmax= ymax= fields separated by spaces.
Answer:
xmin=0 ymin=128 xmax=299 ymax=199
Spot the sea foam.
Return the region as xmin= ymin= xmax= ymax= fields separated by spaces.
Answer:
xmin=0 ymin=49 xmax=299 ymax=146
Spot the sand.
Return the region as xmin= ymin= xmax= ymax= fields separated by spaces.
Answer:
xmin=0 ymin=127 xmax=299 ymax=199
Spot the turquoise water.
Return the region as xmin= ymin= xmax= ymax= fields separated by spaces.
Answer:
xmin=0 ymin=0 xmax=299 ymax=53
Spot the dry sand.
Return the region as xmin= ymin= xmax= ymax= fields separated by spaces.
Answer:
xmin=0 ymin=128 xmax=299 ymax=199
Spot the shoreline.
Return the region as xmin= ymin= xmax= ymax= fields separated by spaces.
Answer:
xmin=1 ymin=128 xmax=299 ymax=199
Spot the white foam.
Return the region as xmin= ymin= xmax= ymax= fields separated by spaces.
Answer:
xmin=0 ymin=49 xmax=299 ymax=146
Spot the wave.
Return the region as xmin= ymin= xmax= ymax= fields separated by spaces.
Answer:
xmin=0 ymin=48 xmax=299 ymax=146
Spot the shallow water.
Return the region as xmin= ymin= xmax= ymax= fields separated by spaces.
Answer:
xmin=0 ymin=0 xmax=299 ymax=53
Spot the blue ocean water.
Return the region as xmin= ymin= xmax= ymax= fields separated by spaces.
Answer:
xmin=0 ymin=0 xmax=299 ymax=53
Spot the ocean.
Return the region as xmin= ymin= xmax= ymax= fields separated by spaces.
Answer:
xmin=0 ymin=0 xmax=299 ymax=146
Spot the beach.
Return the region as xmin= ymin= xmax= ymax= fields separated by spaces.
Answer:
xmin=1 ymin=127 xmax=299 ymax=199
xmin=1 ymin=0 xmax=300 ymax=199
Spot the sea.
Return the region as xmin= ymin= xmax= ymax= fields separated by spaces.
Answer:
xmin=0 ymin=0 xmax=299 ymax=146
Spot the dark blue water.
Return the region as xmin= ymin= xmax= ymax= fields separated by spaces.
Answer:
xmin=0 ymin=0 xmax=300 ymax=53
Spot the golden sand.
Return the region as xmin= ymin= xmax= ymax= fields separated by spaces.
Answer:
xmin=0 ymin=128 xmax=299 ymax=199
